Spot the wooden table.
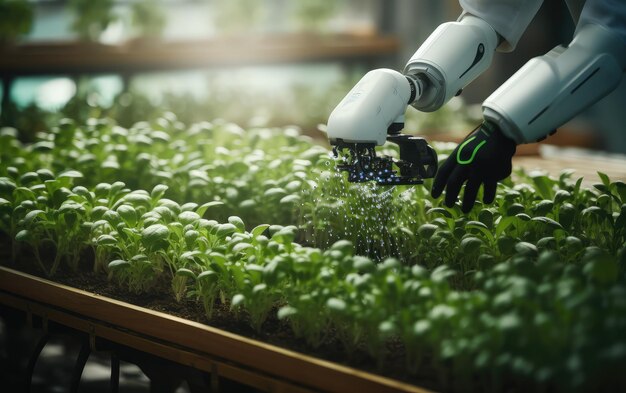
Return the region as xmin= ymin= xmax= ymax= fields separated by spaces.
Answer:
xmin=513 ymin=145 xmax=626 ymax=187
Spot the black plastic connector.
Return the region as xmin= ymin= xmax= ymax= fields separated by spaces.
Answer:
xmin=331 ymin=135 xmax=438 ymax=186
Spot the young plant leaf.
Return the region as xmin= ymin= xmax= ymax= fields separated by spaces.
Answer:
xmin=141 ymin=224 xmax=170 ymax=252
xmin=216 ymin=223 xmax=237 ymax=238
xmin=150 ymin=184 xmax=169 ymax=201
xmin=251 ymin=224 xmax=270 ymax=237
xmin=108 ymin=260 xmax=130 ymax=270
xmin=228 ymin=216 xmax=245 ymax=232
xmin=179 ymin=211 xmax=201 ymax=225
xmin=417 ymin=223 xmax=438 ymax=240
xmin=117 ymin=205 xmax=138 ymax=226
xmin=176 ymin=268 xmax=196 ymax=280
xmin=277 ymin=305 xmax=298 ymax=320
xmin=231 ymin=294 xmax=245 ymax=308
xmin=597 ymin=172 xmax=611 ymax=188
xmin=96 ymin=234 xmax=118 ymax=246
xmin=530 ymin=174 xmax=554 ymax=200
xmin=58 ymin=170 xmax=84 ymax=179
xmin=15 ymin=229 xmax=30 ymax=242
xmin=326 ymin=298 xmax=347 ymax=312
xmin=197 ymin=201 xmax=224 ymax=218
xmin=460 ymin=237 xmax=482 ymax=254
xmin=531 ymin=216 xmax=563 ymax=231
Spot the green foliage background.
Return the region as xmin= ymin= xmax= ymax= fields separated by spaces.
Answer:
xmin=0 ymin=0 xmax=33 ymax=44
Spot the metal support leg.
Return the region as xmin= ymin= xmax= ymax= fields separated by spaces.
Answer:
xmin=137 ymin=359 xmax=182 ymax=393
xmin=24 ymin=333 xmax=49 ymax=393
xmin=69 ymin=338 xmax=91 ymax=393
xmin=186 ymin=370 xmax=212 ymax=393
xmin=210 ymin=363 xmax=219 ymax=393
xmin=110 ymin=353 xmax=120 ymax=393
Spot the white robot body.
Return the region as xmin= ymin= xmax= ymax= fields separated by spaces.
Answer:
xmin=327 ymin=68 xmax=416 ymax=146
xmin=327 ymin=11 xmax=626 ymax=184
xmin=327 ymin=15 xmax=499 ymax=146
xmin=404 ymin=15 xmax=499 ymax=112
xmin=483 ymin=24 xmax=626 ymax=144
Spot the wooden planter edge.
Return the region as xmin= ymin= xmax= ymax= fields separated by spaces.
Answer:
xmin=0 ymin=266 xmax=433 ymax=393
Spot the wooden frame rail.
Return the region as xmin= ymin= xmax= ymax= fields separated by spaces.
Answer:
xmin=0 ymin=266 xmax=432 ymax=393
xmin=0 ymin=34 xmax=400 ymax=76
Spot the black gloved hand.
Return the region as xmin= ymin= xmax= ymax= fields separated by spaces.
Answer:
xmin=431 ymin=121 xmax=516 ymax=213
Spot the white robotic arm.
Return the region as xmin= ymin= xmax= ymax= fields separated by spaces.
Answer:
xmin=483 ymin=23 xmax=626 ymax=144
xmin=327 ymin=68 xmax=417 ymax=146
xmin=326 ymin=68 xmax=438 ymax=184
xmin=328 ymin=14 xmax=499 ymax=146
xmin=326 ymin=15 xmax=499 ymax=184
xmin=404 ymin=14 xmax=499 ymax=112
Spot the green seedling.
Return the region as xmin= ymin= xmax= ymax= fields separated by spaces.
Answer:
xmin=2 ymin=116 xmax=626 ymax=392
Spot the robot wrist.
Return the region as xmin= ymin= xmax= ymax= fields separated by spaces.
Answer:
xmin=404 ymin=14 xmax=499 ymax=112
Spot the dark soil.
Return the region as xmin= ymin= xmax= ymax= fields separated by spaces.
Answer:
xmin=0 ymin=246 xmax=441 ymax=392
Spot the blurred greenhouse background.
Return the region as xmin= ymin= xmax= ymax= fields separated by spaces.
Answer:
xmin=1 ymin=0 xmax=625 ymax=152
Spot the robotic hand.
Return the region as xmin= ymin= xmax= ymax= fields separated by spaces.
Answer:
xmin=433 ymin=23 xmax=626 ymax=211
xmin=432 ymin=121 xmax=516 ymax=213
